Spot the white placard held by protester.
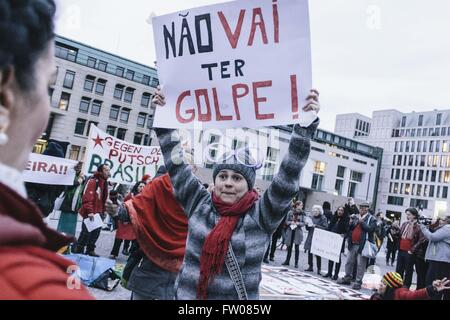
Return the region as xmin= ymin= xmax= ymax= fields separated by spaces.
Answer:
xmin=23 ymin=153 xmax=78 ymax=185
xmin=83 ymin=213 xmax=103 ymax=233
xmin=152 ymin=0 xmax=315 ymax=129
xmin=83 ymin=124 xmax=164 ymax=185
xmin=310 ymin=229 xmax=345 ymax=263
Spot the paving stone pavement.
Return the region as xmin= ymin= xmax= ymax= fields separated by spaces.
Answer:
xmin=48 ymin=214 xmax=418 ymax=300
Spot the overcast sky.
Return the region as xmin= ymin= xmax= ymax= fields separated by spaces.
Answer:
xmin=54 ymin=0 xmax=450 ymax=131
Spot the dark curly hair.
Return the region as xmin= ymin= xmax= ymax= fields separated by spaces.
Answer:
xmin=0 ymin=0 xmax=56 ymax=90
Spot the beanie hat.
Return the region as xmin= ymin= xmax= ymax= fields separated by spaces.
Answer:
xmin=212 ymin=148 xmax=257 ymax=190
xmin=382 ymin=272 xmax=403 ymax=289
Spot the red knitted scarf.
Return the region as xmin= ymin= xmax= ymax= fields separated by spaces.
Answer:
xmin=197 ymin=190 xmax=259 ymax=300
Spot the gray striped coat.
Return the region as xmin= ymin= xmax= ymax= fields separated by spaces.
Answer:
xmin=154 ymin=119 xmax=319 ymax=300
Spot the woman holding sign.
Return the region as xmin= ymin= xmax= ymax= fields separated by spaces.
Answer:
xmin=152 ymin=88 xmax=320 ymax=300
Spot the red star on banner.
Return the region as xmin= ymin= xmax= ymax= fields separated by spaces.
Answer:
xmin=92 ymin=134 xmax=104 ymax=149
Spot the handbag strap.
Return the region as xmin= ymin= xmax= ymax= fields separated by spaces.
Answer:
xmin=224 ymin=243 xmax=248 ymax=300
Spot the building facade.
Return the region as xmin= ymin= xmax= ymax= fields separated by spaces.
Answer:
xmin=41 ymin=35 xmax=159 ymax=160
xmin=42 ymin=36 xmax=382 ymax=214
xmin=186 ymin=125 xmax=382 ymax=213
xmin=336 ymin=109 xmax=450 ymax=222
xmin=335 ymin=113 xmax=372 ymax=139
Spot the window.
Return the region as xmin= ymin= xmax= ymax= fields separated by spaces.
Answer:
xmin=146 ymin=114 xmax=153 ymax=129
xmin=114 ymin=84 xmax=124 ymax=100
xmin=444 ymin=171 xmax=450 ymax=183
xmin=408 ymin=155 xmax=414 ymax=166
xmin=84 ymin=75 xmax=95 ymax=92
xmin=137 ymin=113 xmax=146 ymax=127
xmin=95 ymin=79 xmax=107 ymax=95
xmin=59 ymin=92 xmax=70 ymax=111
xmin=69 ymin=145 xmax=80 ymax=160
xmin=87 ymin=57 xmax=96 ymax=68
xmin=443 ymin=186 xmax=448 ymax=198
xmin=143 ymin=134 xmax=150 ymax=146
xmin=335 ymin=179 xmax=344 ymax=195
xmin=351 ymin=171 xmax=363 ymax=182
xmin=86 ymin=121 xmax=98 ymax=137
xmin=437 ymin=113 xmax=442 ymax=125
xmin=311 ymin=174 xmax=324 ymax=191
xmin=142 ymin=75 xmax=151 ymax=85
xmin=262 ymin=162 xmax=276 ymax=181
xmin=347 ymin=182 xmax=357 ymax=198
xmin=74 ymin=119 xmax=87 ymax=135
xmin=314 ymin=161 xmax=326 ymax=174
xmin=429 ymin=185 xmax=435 ymax=197
xmin=124 ymin=87 xmax=135 ymax=103
xmin=151 ymin=78 xmax=159 ymax=88
xmin=436 ymin=141 xmax=441 ymax=153
xmin=98 ymin=60 xmax=108 ymax=72
xmin=395 ymin=169 xmax=401 ymax=180
xmin=55 ymin=43 xmax=78 ymax=61
xmin=394 ymin=142 xmax=398 ymax=152
xmin=416 ymin=184 xmax=422 ymax=196
xmin=410 ymin=198 xmax=428 ymax=209
xmin=417 ymin=128 xmax=422 ymax=136
xmin=418 ymin=115 xmax=423 ymax=126
xmin=417 ymin=141 xmax=422 ymax=152
xmin=91 ymin=100 xmax=102 ymax=116
xmin=411 ymin=129 xmax=416 ymax=137
xmin=431 ymin=170 xmax=437 ymax=182
xmin=106 ymin=126 xmax=116 ymax=136
xmin=109 ymin=105 xmax=120 ymax=121
xmin=63 ymin=70 xmax=75 ymax=89
xmin=388 ymin=196 xmax=404 ymax=206
xmin=337 ymin=166 xmax=346 ymax=178
xmin=263 ymin=147 xmax=277 ymax=162
xmin=141 ymin=93 xmax=151 ymax=108
xmin=116 ymin=67 xmax=124 ymax=77
xmin=401 ymin=116 xmax=406 ymax=127
xmin=134 ymin=132 xmax=144 ymax=145
xmin=125 ymin=70 xmax=134 ymax=81
xmin=79 ymin=97 xmax=91 ymax=113
xmin=406 ymin=141 xmax=410 ymax=152
xmin=117 ymin=128 xmax=127 ymax=140
xmin=120 ymin=108 xmax=130 ymax=124
xmin=442 ymin=128 xmax=446 ymax=136
xmin=407 ymin=169 xmax=412 ymax=180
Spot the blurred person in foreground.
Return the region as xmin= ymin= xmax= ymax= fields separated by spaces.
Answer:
xmin=0 ymin=0 xmax=92 ymax=299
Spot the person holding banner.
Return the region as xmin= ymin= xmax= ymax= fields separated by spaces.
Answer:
xmin=323 ymin=206 xmax=349 ymax=280
xmin=73 ymin=164 xmax=110 ymax=257
xmin=152 ymin=89 xmax=320 ymax=300
xmin=0 ymin=0 xmax=92 ymax=299
xmin=282 ymin=201 xmax=306 ymax=268
xmin=56 ymin=162 xmax=85 ymax=238
xmin=303 ymin=205 xmax=328 ymax=275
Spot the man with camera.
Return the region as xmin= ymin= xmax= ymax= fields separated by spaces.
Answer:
xmin=338 ymin=202 xmax=377 ymax=290
xmin=419 ymin=215 xmax=450 ymax=300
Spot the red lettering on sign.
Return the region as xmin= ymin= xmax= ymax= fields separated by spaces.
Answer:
xmin=218 ymin=10 xmax=246 ymax=49
xmin=176 ymin=90 xmax=195 ymax=123
xmin=253 ymin=81 xmax=274 ymax=120
xmin=248 ymin=8 xmax=268 ymax=46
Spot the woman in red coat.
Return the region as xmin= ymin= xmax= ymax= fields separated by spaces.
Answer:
xmin=370 ymin=272 xmax=450 ymax=300
xmin=0 ymin=0 xmax=92 ymax=299
xmin=110 ymin=181 xmax=146 ymax=258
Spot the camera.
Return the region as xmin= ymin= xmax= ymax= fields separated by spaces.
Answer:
xmin=418 ymin=215 xmax=432 ymax=226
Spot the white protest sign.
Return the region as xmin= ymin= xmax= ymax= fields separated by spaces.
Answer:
xmin=83 ymin=125 xmax=164 ymax=185
xmin=152 ymin=0 xmax=314 ymax=129
xmin=23 ymin=153 xmax=77 ymax=185
xmin=310 ymin=229 xmax=345 ymax=263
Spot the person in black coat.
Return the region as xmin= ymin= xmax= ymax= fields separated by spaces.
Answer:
xmin=323 ymin=206 xmax=349 ymax=280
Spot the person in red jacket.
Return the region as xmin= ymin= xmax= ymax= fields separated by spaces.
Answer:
xmin=73 ymin=164 xmax=110 ymax=256
xmin=370 ymin=271 xmax=450 ymax=300
xmin=0 ymin=0 xmax=92 ymax=299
